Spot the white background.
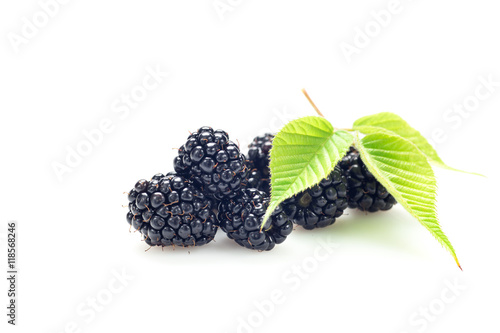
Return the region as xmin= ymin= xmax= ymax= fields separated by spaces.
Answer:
xmin=1 ymin=1 xmax=499 ymax=332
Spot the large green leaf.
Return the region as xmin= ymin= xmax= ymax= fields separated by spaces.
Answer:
xmin=261 ymin=116 xmax=353 ymax=228
xmin=353 ymin=112 xmax=482 ymax=176
xmin=355 ymin=132 xmax=461 ymax=268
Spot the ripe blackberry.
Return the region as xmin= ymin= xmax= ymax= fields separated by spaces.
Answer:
xmin=218 ymin=188 xmax=293 ymax=251
xmin=243 ymin=163 xmax=271 ymax=194
xmin=244 ymin=166 xmax=265 ymax=189
xmin=247 ymin=133 xmax=274 ymax=171
xmin=126 ymin=173 xmax=218 ymax=247
xmin=174 ymin=127 xmax=248 ymax=200
xmin=246 ymin=133 xmax=274 ymax=194
xmin=283 ymin=165 xmax=348 ymax=230
xmin=339 ymin=147 xmax=397 ymax=212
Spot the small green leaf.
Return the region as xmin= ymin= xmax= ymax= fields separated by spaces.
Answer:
xmin=355 ymin=132 xmax=461 ymax=269
xmin=261 ymin=116 xmax=353 ymax=228
xmin=353 ymin=112 xmax=483 ymax=176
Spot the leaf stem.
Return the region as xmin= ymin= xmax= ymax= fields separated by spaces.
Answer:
xmin=301 ymin=89 xmax=324 ymax=117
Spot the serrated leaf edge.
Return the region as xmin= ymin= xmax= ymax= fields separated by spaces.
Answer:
xmin=353 ymin=132 xmax=461 ymax=269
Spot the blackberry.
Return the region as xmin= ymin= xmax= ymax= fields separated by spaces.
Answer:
xmin=126 ymin=173 xmax=218 ymax=247
xmin=174 ymin=126 xmax=248 ymax=200
xmin=243 ymin=164 xmax=271 ymax=194
xmin=246 ymin=133 xmax=274 ymax=194
xmin=283 ymin=165 xmax=348 ymax=230
xmin=244 ymin=166 xmax=266 ymax=190
xmin=339 ymin=147 xmax=397 ymax=212
xmin=247 ymin=133 xmax=274 ymax=171
xmin=218 ymin=188 xmax=293 ymax=251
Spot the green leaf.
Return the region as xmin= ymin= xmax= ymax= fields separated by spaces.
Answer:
xmin=353 ymin=112 xmax=483 ymax=176
xmin=261 ymin=116 xmax=353 ymax=228
xmin=355 ymin=132 xmax=461 ymax=269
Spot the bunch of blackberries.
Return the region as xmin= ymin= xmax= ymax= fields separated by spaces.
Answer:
xmin=125 ymin=127 xmax=396 ymax=251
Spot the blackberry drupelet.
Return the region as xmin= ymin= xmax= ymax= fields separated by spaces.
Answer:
xmin=244 ymin=166 xmax=265 ymax=190
xmin=283 ymin=165 xmax=349 ymax=230
xmin=218 ymin=188 xmax=293 ymax=251
xmin=174 ymin=127 xmax=248 ymax=200
xmin=246 ymin=133 xmax=274 ymax=194
xmin=244 ymin=163 xmax=271 ymax=194
xmin=247 ymin=133 xmax=274 ymax=171
xmin=126 ymin=173 xmax=218 ymax=247
xmin=339 ymin=147 xmax=397 ymax=212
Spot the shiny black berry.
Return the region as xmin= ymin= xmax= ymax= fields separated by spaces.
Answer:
xmin=246 ymin=133 xmax=274 ymax=194
xmin=339 ymin=147 xmax=397 ymax=212
xmin=126 ymin=173 xmax=218 ymax=247
xmin=283 ymin=165 xmax=348 ymax=230
xmin=218 ymin=188 xmax=293 ymax=251
xmin=243 ymin=164 xmax=271 ymax=194
xmin=174 ymin=127 xmax=248 ymax=201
